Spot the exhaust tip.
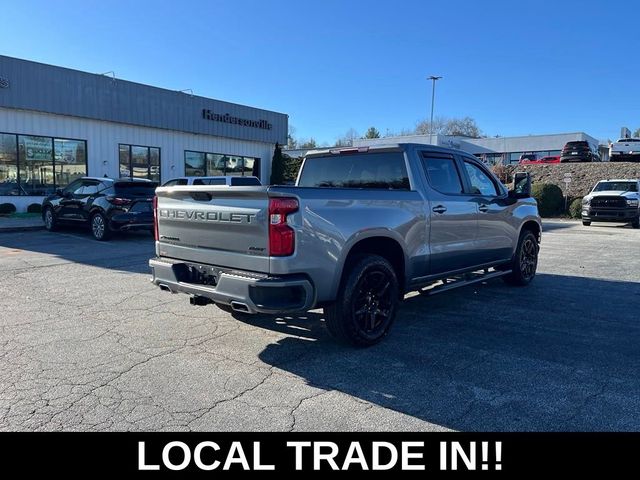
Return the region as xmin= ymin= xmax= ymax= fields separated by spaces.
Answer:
xmin=230 ymin=301 xmax=250 ymax=312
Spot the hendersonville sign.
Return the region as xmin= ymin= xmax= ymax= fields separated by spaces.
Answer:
xmin=202 ymin=108 xmax=272 ymax=130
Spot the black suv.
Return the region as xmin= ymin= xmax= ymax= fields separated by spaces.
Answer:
xmin=42 ymin=177 xmax=157 ymax=240
xmin=560 ymin=141 xmax=600 ymax=162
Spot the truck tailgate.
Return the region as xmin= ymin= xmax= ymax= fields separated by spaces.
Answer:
xmin=155 ymin=186 xmax=270 ymax=273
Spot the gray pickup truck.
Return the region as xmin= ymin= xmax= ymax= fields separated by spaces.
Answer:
xmin=150 ymin=144 xmax=541 ymax=346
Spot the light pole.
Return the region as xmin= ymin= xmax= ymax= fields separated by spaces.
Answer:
xmin=428 ymin=75 xmax=442 ymax=144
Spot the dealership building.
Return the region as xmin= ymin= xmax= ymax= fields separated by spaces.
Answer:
xmin=353 ymin=132 xmax=607 ymax=164
xmin=0 ymin=55 xmax=287 ymax=211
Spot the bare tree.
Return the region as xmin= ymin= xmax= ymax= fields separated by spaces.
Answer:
xmin=287 ymin=125 xmax=298 ymax=149
xmin=335 ymin=128 xmax=360 ymax=147
xmin=445 ymin=117 xmax=482 ymax=138
xmin=298 ymin=138 xmax=318 ymax=149
xmin=414 ymin=116 xmax=448 ymax=136
xmin=413 ymin=116 xmax=482 ymax=138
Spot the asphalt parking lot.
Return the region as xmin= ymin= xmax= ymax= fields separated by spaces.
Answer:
xmin=0 ymin=222 xmax=639 ymax=431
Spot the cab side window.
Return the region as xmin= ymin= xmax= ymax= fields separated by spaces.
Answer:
xmin=422 ymin=156 xmax=464 ymax=194
xmin=464 ymin=161 xmax=499 ymax=196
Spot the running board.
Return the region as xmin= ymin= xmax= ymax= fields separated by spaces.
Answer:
xmin=418 ymin=269 xmax=511 ymax=296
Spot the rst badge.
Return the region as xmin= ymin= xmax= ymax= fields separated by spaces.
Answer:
xmin=0 ymin=76 xmax=9 ymax=89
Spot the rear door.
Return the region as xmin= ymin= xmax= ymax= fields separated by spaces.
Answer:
xmin=460 ymin=157 xmax=513 ymax=264
xmin=420 ymin=152 xmax=478 ymax=274
xmin=114 ymin=181 xmax=156 ymax=215
xmin=155 ymin=187 xmax=270 ymax=273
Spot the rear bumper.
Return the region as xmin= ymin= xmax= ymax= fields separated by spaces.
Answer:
xmin=149 ymin=257 xmax=316 ymax=314
xmin=560 ymin=155 xmax=590 ymax=162
xmin=582 ymin=208 xmax=638 ymax=222
xmin=110 ymin=212 xmax=153 ymax=231
xmin=610 ymin=153 xmax=640 ymax=162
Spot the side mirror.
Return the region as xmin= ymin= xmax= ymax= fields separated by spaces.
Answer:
xmin=509 ymin=172 xmax=531 ymax=199
xmin=55 ymin=188 xmax=64 ymax=197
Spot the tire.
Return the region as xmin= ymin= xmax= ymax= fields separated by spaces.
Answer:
xmin=631 ymin=217 xmax=640 ymax=229
xmin=43 ymin=207 xmax=58 ymax=232
xmin=323 ymin=254 xmax=400 ymax=347
xmin=90 ymin=212 xmax=111 ymax=241
xmin=582 ymin=221 xmax=591 ymax=226
xmin=502 ymin=230 xmax=539 ymax=286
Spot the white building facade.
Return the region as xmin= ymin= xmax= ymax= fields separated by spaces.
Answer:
xmin=0 ymin=56 xmax=287 ymax=211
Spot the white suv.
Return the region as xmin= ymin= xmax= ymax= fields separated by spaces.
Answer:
xmin=162 ymin=176 xmax=261 ymax=187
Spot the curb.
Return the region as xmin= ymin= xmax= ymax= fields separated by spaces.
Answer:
xmin=0 ymin=225 xmax=45 ymax=233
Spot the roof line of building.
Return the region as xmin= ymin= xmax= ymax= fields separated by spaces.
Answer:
xmin=0 ymin=54 xmax=288 ymax=117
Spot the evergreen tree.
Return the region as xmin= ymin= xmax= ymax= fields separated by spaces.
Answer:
xmin=270 ymin=143 xmax=285 ymax=185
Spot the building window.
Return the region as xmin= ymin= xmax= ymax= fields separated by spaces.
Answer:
xmin=119 ymin=144 xmax=161 ymax=182
xmin=0 ymin=133 xmax=19 ymax=195
xmin=184 ymin=151 xmax=260 ymax=179
xmin=54 ymin=138 xmax=87 ymax=189
xmin=19 ymin=135 xmax=55 ymax=195
xmin=0 ymin=132 xmax=87 ymax=195
xmin=485 ymin=153 xmax=504 ymax=165
xmin=508 ymin=152 xmax=524 ymax=164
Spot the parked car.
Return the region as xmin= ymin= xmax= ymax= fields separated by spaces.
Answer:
xmin=162 ymin=176 xmax=261 ymax=187
xmin=560 ymin=141 xmax=600 ymax=162
xmin=518 ymin=158 xmax=541 ymax=165
xmin=519 ymin=153 xmax=539 ymax=163
xmin=581 ymin=179 xmax=640 ymax=228
xmin=150 ymin=143 xmax=541 ymax=346
xmin=539 ymin=155 xmax=561 ymax=164
xmin=42 ymin=177 xmax=157 ymax=240
xmin=609 ymin=138 xmax=640 ymax=162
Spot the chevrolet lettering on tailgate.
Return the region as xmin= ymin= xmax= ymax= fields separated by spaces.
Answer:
xmin=159 ymin=209 xmax=256 ymax=224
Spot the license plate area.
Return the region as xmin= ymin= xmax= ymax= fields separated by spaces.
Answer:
xmin=173 ymin=263 xmax=220 ymax=286
xmin=131 ymin=201 xmax=152 ymax=213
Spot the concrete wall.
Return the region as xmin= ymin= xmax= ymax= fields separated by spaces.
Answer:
xmin=518 ymin=162 xmax=640 ymax=197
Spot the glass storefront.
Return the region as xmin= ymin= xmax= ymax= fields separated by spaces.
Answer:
xmin=0 ymin=133 xmax=19 ymax=195
xmin=54 ymin=138 xmax=87 ymax=189
xmin=185 ymin=151 xmax=260 ymax=179
xmin=0 ymin=132 xmax=87 ymax=195
xmin=119 ymin=144 xmax=161 ymax=182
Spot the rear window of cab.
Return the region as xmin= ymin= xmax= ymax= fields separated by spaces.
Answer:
xmin=298 ymin=152 xmax=410 ymax=190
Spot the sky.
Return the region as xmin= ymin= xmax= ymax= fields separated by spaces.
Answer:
xmin=1 ymin=0 xmax=638 ymax=145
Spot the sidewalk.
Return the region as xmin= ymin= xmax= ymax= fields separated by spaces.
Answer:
xmin=0 ymin=214 xmax=44 ymax=232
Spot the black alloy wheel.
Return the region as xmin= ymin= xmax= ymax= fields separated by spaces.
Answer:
xmin=324 ymin=254 xmax=400 ymax=346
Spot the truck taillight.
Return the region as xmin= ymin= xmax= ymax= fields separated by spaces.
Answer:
xmin=269 ymin=197 xmax=298 ymax=256
xmin=153 ymin=195 xmax=158 ymax=241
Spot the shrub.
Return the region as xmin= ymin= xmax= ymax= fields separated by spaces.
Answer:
xmin=531 ymin=183 xmax=564 ymax=217
xmin=491 ymin=164 xmax=516 ymax=184
xmin=569 ymin=197 xmax=583 ymax=219
xmin=27 ymin=203 xmax=42 ymax=214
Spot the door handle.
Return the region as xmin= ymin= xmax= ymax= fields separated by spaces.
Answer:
xmin=479 ymin=204 xmax=489 ymax=213
xmin=432 ymin=205 xmax=447 ymax=214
